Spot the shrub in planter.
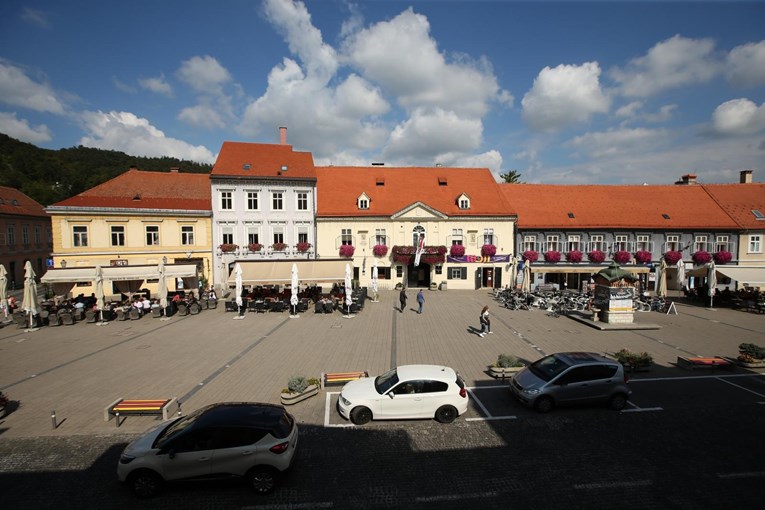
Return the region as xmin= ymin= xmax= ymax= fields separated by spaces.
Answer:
xmin=692 ymin=250 xmax=711 ymax=265
xmin=663 ymin=251 xmax=682 ymax=265
xmin=612 ymin=349 xmax=653 ymax=371
xmin=634 ymin=250 xmax=652 ymax=264
xmin=287 ymin=375 xmax=309 ymax=394
xmin=523 ymin=250 xmax=539 ymax=262
xmin=248 ymin=243 xmax=262 ymax=252
xmin=495 ymin=353 xmax=524 ymax=368
xmin=373 ymin=244 xmax=389 ymax=257
xmin=481 ymin=244 xmax=497 ymax=257
xmin=219 ymin=243 xmax=238 ymax=253
xmin=613 ymin=250 xmax=632 ymax=264
xmin=281 ymin=376 xmax=320 ymax=405
xmin=296 ymin=242 xmax=312 ymax=253
xmin=272 ymin=242 xmax=287 ymax=252
xmin=738 ymin=343 xmax=765 ymax=361
xmin=544 ymin=250 xmax=561 ymax=263
xmin=713 ymin=250 xmax=732 ymax=264
xmin=588 ymin=250 xmax=606 ymax=264
xmin=449 ymin=244 xmax=465 ymax=257
xmin=566 ymin=250 xmax=583 ymax=263
xmin=339 ymin=244 xmax=355 ymax=257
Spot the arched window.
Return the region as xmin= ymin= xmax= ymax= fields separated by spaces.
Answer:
xmin=412 ymin=225 xmax=425 ymax=246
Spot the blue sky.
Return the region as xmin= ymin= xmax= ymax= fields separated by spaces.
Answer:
xmin=1 ymin=0 xmax=764 ymax=184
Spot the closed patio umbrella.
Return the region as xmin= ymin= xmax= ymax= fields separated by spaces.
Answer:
xmin=521 ymin=260 xmax=531 ymax=293
xmin=657 ymin=258 xmax=667 ymax=298
xmin=95 ymin=265 xmax=107 ymax=325
xmin=21 ymin=261 xmax=39 ymax=330
xmin=509 ymin=256 xmax=518 ymax=290
xmin=234 ymin=263 xmax=244 ymax=319
xmin=707 ymin=261 xmax=717 ymax=308
xmin=344 ymin=263 xmax=353 ymax=317
xmin=0 ymin=264 xmax=7 ymax=321
xmin=290 ymin=263 xmax=299 ymax=317
xmin=371 ymin=263 xmax=379 ymax=302
xmin=157 ymin=258 xmax=168 ymax=310
xmin=676 ymin=258 xmax=686 ymax=291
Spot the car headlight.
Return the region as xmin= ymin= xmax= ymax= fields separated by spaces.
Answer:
xmin=119 ymin=454 xmax=136 ymax=464
xmin=522 ymin=388 xmax=541 ymax=396
xmin=340 ymin=395 xmax=352 ymax=407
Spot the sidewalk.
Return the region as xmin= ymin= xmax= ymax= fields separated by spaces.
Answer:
xmin=1 ymin=290 xmax=763 ymax=438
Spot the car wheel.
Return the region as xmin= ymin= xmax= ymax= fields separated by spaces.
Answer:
xmin=534 ymin=396 xmax=554 ymax=413
xmin=435 ymin=405 xmax=458 ymax=424
xmin=127 ymin=469 xmax=163 ymax=499
xmin=247 ymin=466 xmax=278 ymax=494
xmin=609 ymin=393 xmax=628 ymax=411
xmin=350 ymin=406 xmax=372 ymax=425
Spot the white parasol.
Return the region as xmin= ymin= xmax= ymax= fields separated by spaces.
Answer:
xmin=95 ymin=265 xmax=108 ymax=325
xmin=234 ymin=263 xmax=243 ymax=319
xmin=290 ymin=263 xmax=299 ymax=317
xmin=0 ymin=264 xmax=7 ymax=321
xmin=521 ymin=259 xmax=531 ymax=293
xmin=676 ymin=258 xmax=686 ymax=291
xmin=21 ymin=260 xmax=39 ymax=330
xmin=157 ymin=258 xmax=168 ymax=310
xmin=371 ymin=263 xmax=379 ymax=302
xmin=657 ymin=258 xmax=667 ymax=298
xmin=509 ymin=256 xmax=518 ymax=290
xmin=707 ymin=260 xmax=717 ymax=308
xmin=344 ymin=263 xmax=353 ymax=317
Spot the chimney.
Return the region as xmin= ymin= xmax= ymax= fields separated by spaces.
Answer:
xmin=279 ymin=126 xmax=287 ymax=145
xmin=170 ymin=167 xmax=179 ymax=173
xmin=740 ymin=170 xmax=753 ymax=183
xmin=675 ymin=173 xmax=697 ymax=185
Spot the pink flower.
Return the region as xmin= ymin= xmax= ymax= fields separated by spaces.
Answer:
xmin=339 ymin=244 xmax=355 ymax=257
xmin=713 ymin=251 xmax=732 ymax=264
xmin=691 ymin=250 xmax=712 ymax=265
xmin=523 ymin=250 xmax=539 ymax=262
xmin=663 ymin=251 xmax=682 ymax=265
xmin=373 ymin=244 xmax=389 ymax=257
xmin=566 ymin=250 xmax=583 ymax=263
xmin=544 ymin=250 xmax=561 ymax=263
xmin=449 ymin=244 xmax=465 ymax=257
xmin=634 ymin=250 xmax=652 ymax=264
xmin=481 ymin=244 xmax=497 ymax=257
xmin=588 ymin=250 xmax=606 ymax=264
xmin=613 ymin=250 xmax=632 ymax=264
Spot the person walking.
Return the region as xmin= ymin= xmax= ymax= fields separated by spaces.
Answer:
xmin=399 ymin=286 xmax=407 ymax=313
xmin=416 ymin=289 xmax=424 ymax=314
xmin=478 ymin=305 xmax=492 ymax=337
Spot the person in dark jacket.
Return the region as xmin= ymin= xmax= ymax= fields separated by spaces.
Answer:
xmin=399 ymin=286 xmax=407 ymax=313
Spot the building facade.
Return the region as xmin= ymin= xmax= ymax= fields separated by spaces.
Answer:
xmin=0 ymin=186 xmax=52 ymax=288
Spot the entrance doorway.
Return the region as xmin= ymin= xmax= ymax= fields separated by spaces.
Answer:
xmin=406 ymin=263 xmax=431 ymax=288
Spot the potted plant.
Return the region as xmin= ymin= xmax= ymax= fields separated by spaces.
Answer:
xmin=449 ymin=244 xmax=465 ymax=257
xmin=481 ymin=244 xmax=497 ymax=257
xmin=523 ymin=250 xmax=539 ymax=262
xmin=613 ymin=250 xmax=632 ymax=264
xmin=280 ymin=375 xmax=320 ymax=405
xmin=489 ymin=354 xmax=525 ymax=379
xmin=339 ymin=244 xmax=355 ymax=257
xmin=635 ymin=250 xmax=652 ymax=264
xmin=736 ymin=342 xmax=765 ymax=368
xmin=0 ymin=391 xmax=8 ymax=418
xmin=272 ymin=242 xmax=287 ymax=252
xmin=610 ymin=349 xmax=653 ymax=373
xmin=394 ymin=282 xmax=403 ymax=290
xmin=248 ymin=243 xmax=262 ymax=252
xmin=429 ymin=282 xmax=438 ymax=291
xmin=296 ymin=242 xmax=312 ymax=253
xmin=692 ymin=250 xmax=712 ymax=265
xmin=664 ymin=250 xmax=682 ymax=265
xmin=544 ymin=250 xmax=561 ymax=263
xmin=588 ymin=249 xmax=606 ymax=264
xmin=566 ymin=250 xmax=583 ymax=263
xmin=373 ymin=244 xmax=389 ymax=257
xmin=713 ymin=250 xmax=732 ymax=264
xmin=219 ymin=243 xmax=238 ymax=253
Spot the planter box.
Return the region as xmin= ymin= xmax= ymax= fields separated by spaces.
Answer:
xmin=606 ymin=353 xmax=652 ymax=373
xmin=732 ymin=358 xmax=765 ymax=368
xmin=279 ymin=384 xmax=319 ymax=406
xmin=488 ymin=366 xmax=524 ymax=379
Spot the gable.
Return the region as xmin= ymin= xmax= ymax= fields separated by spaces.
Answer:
xmin=391 ymin=202 xmax=448 ymax=220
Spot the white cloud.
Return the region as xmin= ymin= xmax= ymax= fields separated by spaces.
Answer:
xmin=178 ymin=104 xmax=226 ymax=129
xmin=383 ymin=108 xmax=482 ymax=161
xmin=342 ymin=8 xmax=511 ymax=117
xmin=176 ymin=55 xmax=231 ymax=95
xmin=521 ymin=62 xmax=610 ymax=132
xmin=615 ymin=101 xmax=677 ymax=123
xmin=726 ymin=40 xmax=765 ymax=87
xmin=78 ymin=110 xmax=215 ymax=163
xmin=0 ymin=60 xmax=66 ymax=114
xmin=610 ymin=35 xmax=721 ymax=97
xmin=709 ymin=98 xmax=765 ymax=135
xmin=0 ymin=112 xmax=51 ymax=143
xmin=139 ymin=75 xmax=173 ymax=97
xmin=568 ymin=127 xmax=668 ymax=159
xmin=21 ymin=8 xmax=51 ymax=28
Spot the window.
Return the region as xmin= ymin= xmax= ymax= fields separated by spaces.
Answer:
xmin=273 ymin=226 xmax=284 ymax=245
xmin=589 ymin=235 xmax=604 ymax=251
xmin=297 ymin=192 xmax=309 ymax=211
xmin=396 ymin=266 xmax=403 ymax=278
xmin=0 ymin=233 xmax=5 ymax=245
xmin=636 ymin=235 xmax=651 ymax=251
xmin=614 ymin=235 xmax=628 ymax=251
xmin=272 ymin=192 xmax=284 ymax=211
xmin=341 ymin=228 xmax=353 ymax=245
xmin=452 ymin=228 xmax=463 ymax=246
xmin=523 ymin=235 xmax=536 ymax=252
xmin=358 ymin=197 xmax=369 ymax=209
xmin=694 ymin=235 xmax=708 ymax=253
xmin=72 ymin=226 xmax=87 ymax=247
xmin=145 ymin=225 xmax=160 ymax=246
xmin=483 ymin=228 xmax=494 ymax=246
xmin=247 ymin=229 xmax=259 ymax=245
xmin=666 ymin=235 xmax=680 ymax=251
xmin=749 ymin=235 xmax=762 ymax=253
xmin=297 ymin=227 xmax=308 ymax=244
xmin=412 ymin=226 xmax=425 ymax=246
xmin=22 ymin=226 xmax=29 ymax=245
xmin=214 ymin=427 xmax=268 ymax=449
xmin=246 ymin=191 xmax=258 ymax=211
xmin=111 ymin=226 xmax=125 ymax=246
xmin=34 ymin=225 xmax=41 ymax=244
xmin=222 ymin=227 xmax=233 ymax=245
xmin=220 ymin=191 xmax=233 ymax=210
xmin=375 ymin=228 xmax=387 ymax=245
xmin=459 ymin=198 xmax=469 ymax=209
xmin=181 ymin=226 xmax=195 ymax=246
xmin=8 ymin=225 xmax=16 ymax=246
xmin=448 ymin=267 xmax=467 ymax=280
xmin=545 ymin=235 xmax=560 ymax=252
xmin=567 ymin=235 xmax=581 ymax=252
xmin=715 ymin=235 xmax=729 ymax=252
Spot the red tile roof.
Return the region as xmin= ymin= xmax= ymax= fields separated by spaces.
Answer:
xmin=701 ymin=183 xmax=765 ymax=229
xmin=499 ymin=183 xmax=739 ymax=229
xmin=211 ymin=141 xmax=316 ymax=180
xmin=316 ymin=167 xmax=512 ymax=217
xmin=49 ymin=169 xmax=211 ymax=211
xmin=0 ymin=186 xmax=49 ymax=218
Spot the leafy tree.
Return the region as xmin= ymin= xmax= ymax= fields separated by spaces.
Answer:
xmin=500 ymin=170 xmax=523 ymax=183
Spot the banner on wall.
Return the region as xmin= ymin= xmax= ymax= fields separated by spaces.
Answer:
xmin=447 ymin=255 xmax=511 ymax=263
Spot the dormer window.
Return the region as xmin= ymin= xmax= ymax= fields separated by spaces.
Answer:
xmin=753 ymin=209 xmax=764 ymax=220
xmin=456 ymin=193 xmax=470 ymax=210
xmin=357 ymin=192 xmax=370 ymax=210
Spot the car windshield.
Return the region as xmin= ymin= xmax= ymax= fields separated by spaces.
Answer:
xmin=374 ymin=367 xmax=400 ymax=394
xmin=529 ymin=354 xmax=572 ymax=382
xmin=154 ymin=407 xmax=204 ymax=449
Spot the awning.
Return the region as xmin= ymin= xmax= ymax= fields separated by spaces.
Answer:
xmin=715 ymin=266 xmax=765 ymax=285
xmin=40 ymin=264 xmax=198 ymax=283
xmin=532 ymin=265 xmax=650 ymax=274
xmin=41 ymin=267 xmax=98 ymax=283
xmin=228 ymin=260 xmax=350 ymax=286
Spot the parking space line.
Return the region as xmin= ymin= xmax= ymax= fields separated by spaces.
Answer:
xmin=717 ymin=471 xmax=765 ymax=479
xmin=466 ymin=388 xmax=493 ymax=418
xmin=629 ymin=373 xmax=764 ymax=383
xmin=242 ymin=502 xmax=334 ymax=509
xmin=324 ymin=392 xmax=354 ymax=428
xmin=573 ymin=480 xmax=652 ymax=490
xmin=621 ymin=407 xmax=663 ymax=413
xmin=714 ymin=376 xmax=765 ymax=398
xmin=465 ymin=416 xmax=517 ymax=421
xmin=416 ymin=491 xmax=498 ymax=502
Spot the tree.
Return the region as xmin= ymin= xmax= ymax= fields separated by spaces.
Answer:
xmin=500 ymin=170 xmax=523 ymax=183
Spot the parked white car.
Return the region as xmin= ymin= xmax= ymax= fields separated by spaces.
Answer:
xmin=337 ymin=365 xmax=469 ymax=424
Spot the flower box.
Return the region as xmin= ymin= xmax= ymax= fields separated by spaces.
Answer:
xmin=339 ymin=244 xmax=355 ymax=257
xmin=713 ymin=250 xmax=732 ymax=264
xmin=296 ymin=242 xmax=312 ymax=253
xmin=449 ymin=244 xmax=465 ymax=257
xmin=219 ymin=243 xmax=238 ymax=253
xmin=663 ymin=251 xmax=682 ymax=265
xmin=587 ymin=250 xmax=606 ymax=264
xmin=544 ymin=250 xmax=561 ymax=263
xmin=488 ymin=366 xmax=525 ymax=379
xmin=489 ymin=354 xmax=525 ymax=379
xmin=272 ymin=242 xmax=287 ymax=252
xmin=373 ymin=244 xmax=389 ymax=257
xmin=613 ymin=250 xmax=632 ymax=264
xmin=609 ymin=349 xmax=652 ymax=373
xmin=248 ymin=243 xmax=262 ymax=252
xmin=523 ymin=250 xmax=539 ymax=262
xmin=692 ymin=250 xmax=711 ymax=265
xmin=481 ymin=244 xmax=497 ymax=257
xmin=634 ymin=250 xmax=652 ymax=264
xmin=566 ymin=250 xmax=583 ymax=263
xmin=279 ymin=384 xmax=319 ymax=405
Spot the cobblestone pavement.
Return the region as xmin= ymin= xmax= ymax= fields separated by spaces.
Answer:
xmin=1 ymin=290 xmax=764 ymax=508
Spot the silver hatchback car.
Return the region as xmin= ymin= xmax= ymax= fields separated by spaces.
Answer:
xmin=510 ymin=352 xmax=631 ymax=413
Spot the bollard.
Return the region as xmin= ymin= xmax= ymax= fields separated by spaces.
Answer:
xmin=115 ymin=411 xmax=120 ymax=428
xmin=51 ymin=410 xmax=57 ymax=429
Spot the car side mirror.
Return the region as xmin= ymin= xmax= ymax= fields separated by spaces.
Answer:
xmin=387 ymin=392 xmax=395 ymax=399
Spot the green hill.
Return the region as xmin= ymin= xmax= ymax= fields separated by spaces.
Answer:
xmin=0 ymin=133 xmax=212 ymax=206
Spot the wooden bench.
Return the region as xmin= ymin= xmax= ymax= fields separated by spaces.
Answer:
xmin=677 ymin=356 xmax=735 ymax=371
xmin=321 ymin=370 xmax=368 ymax=389
xmin=104 ymin=398 xmax=180 ymax=425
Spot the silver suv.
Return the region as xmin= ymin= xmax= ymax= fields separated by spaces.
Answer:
xmin=510 ymin=352 xmax=631 ymax=413
xmin=117 ymin=402 xmax=298 ymax=498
